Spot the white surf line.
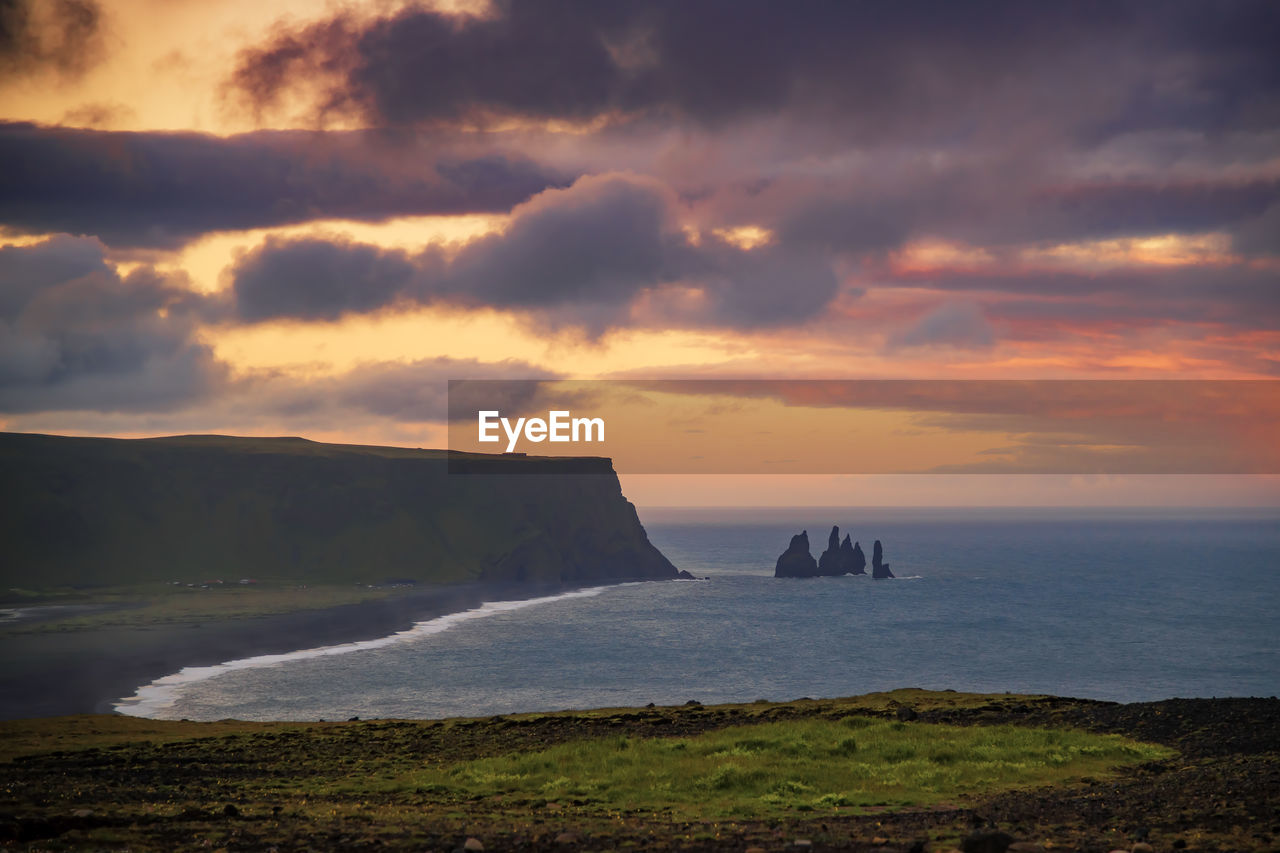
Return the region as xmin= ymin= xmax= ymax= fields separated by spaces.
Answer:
xmin=114 ymin=584 xmax=623 ymax=718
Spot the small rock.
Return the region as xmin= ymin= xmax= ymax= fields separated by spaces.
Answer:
xmin=71 ymin=808 xmax=94 ymax=818
xmin=872 ymin=836 xmax=890 ymax=844
xmin=348 ymin=715 xmax=360 ymax=721
xmin=685 ymin=699 xmax=702 ymax=706
xmin=896 ymin=705 xmax=919 ymax=722
xmin=222 ymin=803 xmax=240 ymax=818
xmin=554 ymin=832 xmax=578 ymax=844
xmin=645 ymin=702 xmax=656 ymax=708
xmin=962 ymin=831 xmax=1014 ymax=853
xmin=463 ymin=838 xmax=484 ymax=851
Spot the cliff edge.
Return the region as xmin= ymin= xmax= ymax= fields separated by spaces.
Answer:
xmin=0 ymin=433 xmax=677 ymax=587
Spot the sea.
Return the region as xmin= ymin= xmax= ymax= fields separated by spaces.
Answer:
xmin=116 ymin=507 xmax=1280 ymax=721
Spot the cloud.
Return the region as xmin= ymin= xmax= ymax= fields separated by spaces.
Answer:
xmin=227 ymin=0 xmax=1280 ymax=144
xmin=228 ymin=174 xmax=841 ymax=335
xmin=0 ymin=122 xmax=573 ymax=248
xmin=743 ymin=162 xmax=1280 ymax=259
xmin=426 ymin=378 xmax=1280 ymax=473
xmin=0 ymin=236 xmax=563 ymax=422
xmin=58 ymin=101 xmax=136 ymax=129
xmin=0 ymin=236 xmax=226 ymax=413
xmin=248 ymin=357 xmax=558 ymax=424
xmin=0 ymin=0 xmax=103 ymax=79
xmin=1232 ymin=202 xmax=1280 ymax=256
xmin=232 ymin=238 xmax=423 ymax=323
xmin=1012 ymin=179 xmax=1280 ymax=246
xmin=887 ymin=301 xmax=995 ymax=350
xmin=880 ymin=264 xmax=1280 ymax=331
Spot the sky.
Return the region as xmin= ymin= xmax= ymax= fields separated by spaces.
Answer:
xmin=0 ymin=0 xmax=1277 ymax=505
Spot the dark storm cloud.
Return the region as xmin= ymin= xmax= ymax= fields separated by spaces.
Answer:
xmin=228 ymin=0 xmax=1280 ymax=141
xmin=0 ymin=0 xmax=102 ymax=78
xmin=229 ymin=175 xmax=840 ymax=334
xmin=0 ymin=122 xmax=573 ymax=248
xmin=0 ymin=236 xmax=226 ymax=413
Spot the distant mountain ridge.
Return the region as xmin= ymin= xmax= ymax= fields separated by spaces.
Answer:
xmin=0 ymin=432 xmax=678 ymax=588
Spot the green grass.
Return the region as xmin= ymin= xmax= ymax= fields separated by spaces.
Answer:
xmin=0 ymin=695 xmax=1202 ymax=851
xmin=382 ymin=716 xmax=1171 ymax=819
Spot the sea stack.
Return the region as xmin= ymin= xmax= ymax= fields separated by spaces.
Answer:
xmin=774 ymin=530 xmax=819 ymax=578
xmin=817 ymin=526 xmax=845 ymax=575
xmin=848 ymin=538 xmax=867 ymax=575
xmin=871 ymin=539 xmax=894 ymax=579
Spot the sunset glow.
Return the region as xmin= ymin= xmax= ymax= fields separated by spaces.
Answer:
xmin=1 ymin=0 xmax=1277 ymax=504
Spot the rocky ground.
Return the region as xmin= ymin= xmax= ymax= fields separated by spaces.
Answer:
xmin=0 ymin=691 xmax=1276 ymax=851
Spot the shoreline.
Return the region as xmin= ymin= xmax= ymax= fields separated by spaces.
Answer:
xmin=0 ymin=581 xmax=595 ymax=721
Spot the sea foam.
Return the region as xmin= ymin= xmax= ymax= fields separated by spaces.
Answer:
xmin=114 ymin=585 xmax=618 ymax=718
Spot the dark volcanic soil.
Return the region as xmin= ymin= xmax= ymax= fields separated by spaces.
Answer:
xmin=0 ymin=694 xmax=1277 ymax=852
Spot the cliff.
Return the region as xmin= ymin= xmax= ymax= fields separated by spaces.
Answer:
xmin=846 ymin=536 xmax=867 ymax=575
xmin=816 ymin=526 xmax=844 ymax=575
xmin=774 ymin=530 xmax=819 ymax=577
xmin=872 ymin=539 xmax=894 ymax=579
xmin=775 ymin=528 xmax=885 ymax=579
xmin=0 ymin=433 xmax=677 ymax=588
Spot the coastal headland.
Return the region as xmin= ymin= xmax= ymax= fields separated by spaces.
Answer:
xmin=0 ymin=431 xmax=676 ymax=719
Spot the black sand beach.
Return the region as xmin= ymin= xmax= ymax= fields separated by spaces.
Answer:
xmin=0 ymin=583 xmax=568 ymax=720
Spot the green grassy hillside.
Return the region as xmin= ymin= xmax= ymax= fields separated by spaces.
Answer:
xmin=0 ymin=432 xmax=676 ymax=589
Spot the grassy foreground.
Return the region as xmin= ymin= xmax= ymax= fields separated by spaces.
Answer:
xmin=405 ymin=717 xmax=1167 ymax=819
xmin=1 ymin=690 xmax=1276 ymax=851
